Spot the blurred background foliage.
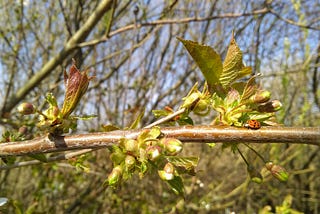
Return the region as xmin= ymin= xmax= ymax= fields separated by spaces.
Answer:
xmin=0 ymin=0 xmax=319 ymax=213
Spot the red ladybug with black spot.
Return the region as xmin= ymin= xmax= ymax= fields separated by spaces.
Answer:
xmin=244 ymin=119 xmax=261 ymax=130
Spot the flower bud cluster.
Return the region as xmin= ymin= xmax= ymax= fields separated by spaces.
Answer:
xmin=17 ymin=60 xmax=93 ymax=134
xmin=181 ymin=84 xmax=211 ymax=115
xmin=106 ymin=127 xmax=184 ymax=187
xmin=249 ymin=90 xmax=282 ymax=113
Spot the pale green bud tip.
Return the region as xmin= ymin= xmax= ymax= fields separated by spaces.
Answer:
xmin=107 ymin=165 xmax=123 ymax=186
xmin=247 ymin=166 xmax=263 ymax=184
xmin=158 ymin=163 xmax=175 ymax=181
xmin=161 ymin=138 xmax=183 ymax=156
xmin=124 ymin=155 xmax=136 ymax=170
xmin=146 ymin=146 xmax=162 ymax=161
xmin=158 ymin=170 xmax=174 ymax=180
xmin=17 ymin=103 xmax=35 ymax=115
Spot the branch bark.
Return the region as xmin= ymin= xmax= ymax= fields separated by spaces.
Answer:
xmin=1 ymin=0 xmax=114 ymax=116
xmin=1 ymin=126 xmax=319 ymax=156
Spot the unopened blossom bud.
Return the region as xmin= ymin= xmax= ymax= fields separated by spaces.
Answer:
xmin=160 ymin=138 xmax=183 ymax=156
xmin=257 ymin=100 xmax=282 ymax=112
xmin=193 ymin=99 xmax=210 ymax=115
xmin=18 ymin=126 xmax=28 ymax=135
xmin=250 ymin=90 xmax=271 ymax=104
xmin=146 ymin=145 xmax=162 ymax=161
xmin=124 ymin=155 xmax=136 ymax=170
xmin=17 ymin=103 xmax=35 ymax=115
xmin=158 ymin=163 xmax=175 ymax=180
xmin=247 ymin=166 xmax=263 ymax=184
xmin=265 ymin=162 xmax=288 ymax=182
xmin=124 ymin=139 xmax=138 ymax=153
xmin=107 ymin=165 xmax=123 ymax=186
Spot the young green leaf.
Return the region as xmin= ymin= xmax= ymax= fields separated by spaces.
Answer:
xmin=166 ymin=156 xmax=199 ymax=171
xmin=177 ymin=37 xmax=223 ymax=87
xmin=219 ymin=33 xmax=246 ymax=87
xmin=129 ymin=109 xmax=145 ymax=129
xmin=166 ymin=175 xmax=185 ymax=196
xmin=240 ymin=74 xmax=260 ymax=103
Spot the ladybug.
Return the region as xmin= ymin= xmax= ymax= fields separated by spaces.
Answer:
xmin=244 ymin=119 xmax=261 ymax=130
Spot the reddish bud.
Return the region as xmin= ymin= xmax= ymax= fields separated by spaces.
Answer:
xmin=18 ymin=126 xmax=28 ymax=135
xmin=265 ymin=162 xmax=288 ymax=182
xmin=160 ymin=138 xmax=183 ymax=156
xmin=258 ymin=100 xmax=282 ymax=112
xmin=60 ymin=60 xmax=93 ymax=118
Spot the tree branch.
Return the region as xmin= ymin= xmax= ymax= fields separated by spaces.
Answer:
xmin=76 ymin=8 xmax=270 ymax=48
xmin=1 ymin=0 xmax=115 ymax=116
xmin=0 ymin=126 xmax=319 ymax=157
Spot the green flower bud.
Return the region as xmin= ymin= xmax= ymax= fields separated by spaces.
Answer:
xmin=193 ymin=99 xmax=210 ymax=115
xmin=146 ymin=145 xmax=162 ymax=161
xmin=124 ymin=155 xmax=136 ymax=170
xmin=265 ymin=162 xmax=288 ymax=182
xmin=124 ymin=139 xmax=138 ymax=153
xmin=250 ymin=90 xmax=271 ymax=104
xmin=247 ymin=166 xmax=263 ymax=184
xmin=17 ymin=103 xmax=35 ymax=115
xmin=257 ymin=100 xmax=283 ymax=112
xmin=160 ymin=138 xmax=183 ymax=156
xmin=107 ymin=165 xmax=123 ymax=186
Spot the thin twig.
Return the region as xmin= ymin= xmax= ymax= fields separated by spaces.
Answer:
xmin=144 ymin=108 xmax=186 ymax=128
xmin=0 ymin=149 xmax=95 ymax=170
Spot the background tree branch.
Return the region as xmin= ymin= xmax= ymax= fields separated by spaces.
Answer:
xmin=1 ymin=0 xmax=114 ymax=116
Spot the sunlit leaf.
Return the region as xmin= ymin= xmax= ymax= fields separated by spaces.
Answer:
xmin=104 ymin=0 xmax=116 ymax=35
xmin=220 ymin=33 xmax=245 ymax=87
xmin=177 ymin=37 xmax=223 ymax=87
xmin=166 ymin=156 xmax=199 ymax=170
xmin=240 ymin=74 xmax=260 ymax=103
